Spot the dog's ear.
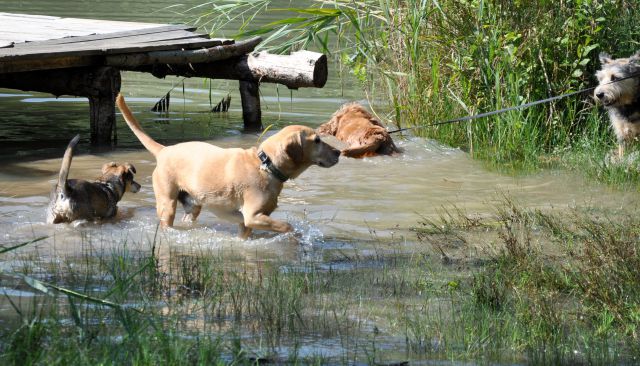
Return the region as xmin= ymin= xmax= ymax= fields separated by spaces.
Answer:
xmin=599 ymin=52 xmax=613 ymax=65
xmin=316 ymin=118 xmax=338 ymax=136
xmin=124 ymin=162 xmax=136 ymax=174
xmin=630 ymin=51 xmax=640 ymax=65
xmin=284 ymin=132 xmax=304 ymax=164
xmin=102 ymin=162 xmax=117 ymax=174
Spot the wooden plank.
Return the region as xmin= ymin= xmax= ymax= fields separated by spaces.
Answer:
xmin=0 ymin=37 xmax=228 ymax=62
xmin=10 ymin=25 xmax=195 ymax=47
xmin=0 ymin=12 xmax=168 ymax=44
xmin=11 ymin=29 xmax=207 ymax=51
xmin=107 ymin=36 xmax=260 ymax=67
xmin=0 ymin=55 xmax=102 ymax=74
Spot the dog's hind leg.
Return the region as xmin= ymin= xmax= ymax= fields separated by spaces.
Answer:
xmin=152 ymin=172 xmax=177 ymax=227
xmin=178 ymin=191 xmax=202 ymax=223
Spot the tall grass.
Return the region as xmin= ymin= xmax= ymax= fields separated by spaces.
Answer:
xmin=3 ymin=201 xmax=640 ymax=364
xmin=180 ymin=0 xmax=640 ymax=179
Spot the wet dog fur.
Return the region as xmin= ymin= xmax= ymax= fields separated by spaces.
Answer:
xmin=316 ymin=102 xmax=400 ymax=158
xmin=116 ymin=94 xmax=340 ymax=239
xmin=46 ymin=135 xmax=141 ymax=224
xmin=594 ymin=51 xmax=640 ymax=158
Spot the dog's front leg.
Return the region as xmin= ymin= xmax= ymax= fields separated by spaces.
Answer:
xmin=243 ymin=212 xmax=293 ymax=236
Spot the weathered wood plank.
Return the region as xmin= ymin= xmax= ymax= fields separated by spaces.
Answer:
xmin=106 ymin=36 xmax=260 ymax=67
xmin=7 ymin=30 xmax=208 ymax=53
xmin=0 ymin=12 xmax=164 ymax=44
xmin=0 ymin=38 xmax=229 ymax=63
xmin=11 ymin=25 xmax=195 ymax=47
xmin=0 ymin=55 xmax=102 ymax=74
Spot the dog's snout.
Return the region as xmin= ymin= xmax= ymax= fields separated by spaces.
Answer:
xmin=596 ymin=92 xmax=605 ymax=99
xmin=130 ymin=181 xmax=141 ymax=193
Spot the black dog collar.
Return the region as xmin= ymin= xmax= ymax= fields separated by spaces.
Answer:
xmin=258 ymin=150 xmax=289 ymax=182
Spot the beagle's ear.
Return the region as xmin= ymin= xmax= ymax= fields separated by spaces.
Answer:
xmin=124 ymin=162 xmax=136 ymax=174
xmin=284 ymin=132 xmax=304 ymax=164
xmin=102 ymin=162 xmax=117 ymax=174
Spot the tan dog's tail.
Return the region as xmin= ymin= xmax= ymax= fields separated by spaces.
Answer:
xmin=56 ymin=134 xmax=80 ymax=194
xmin=116 ymin=94 xmax=165 ymax=157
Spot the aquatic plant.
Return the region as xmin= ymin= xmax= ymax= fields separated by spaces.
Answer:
xmin=2 ymin=197 xmax=640 ymax=364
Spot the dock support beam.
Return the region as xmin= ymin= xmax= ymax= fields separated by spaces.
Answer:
xmin=239 ymin=80 xmax=262 ymax=131
xmin=87 ymin=67 xmax=121 ymax=145
xmin=0 ymin=66 xmax=121 ymax=145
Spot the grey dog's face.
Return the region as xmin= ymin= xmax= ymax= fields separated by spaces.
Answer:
xmin=594 ymin=52 xmax=640 ymax=107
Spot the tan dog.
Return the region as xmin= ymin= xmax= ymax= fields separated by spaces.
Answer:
xmin=317 ymin=102 xmax=400 ymax=158
xmin=46 ymin=135 xmax=140 ymax=224
xmin=116 ymin=94 xmax=340 ymax=239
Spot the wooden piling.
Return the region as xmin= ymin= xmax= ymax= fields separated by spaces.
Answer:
xmin=87 ymin=67 xmax=121 ymax=145
xmin=0 ymin=66 xmax=121 ymax=145
xmin=239 ymin=80 xmax=262 ymax=131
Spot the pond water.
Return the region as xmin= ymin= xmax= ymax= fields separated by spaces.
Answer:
xmin=1 ymin=1 xmax=639 ymax=363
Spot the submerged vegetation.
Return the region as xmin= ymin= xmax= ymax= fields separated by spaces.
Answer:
xmin=181 ymin=0 xmax=640 ymax=180
xmin=2 ymin=199 xmax=640 ymax=364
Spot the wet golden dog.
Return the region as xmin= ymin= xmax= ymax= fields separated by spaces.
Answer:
xmin=116 ymin=94 xmax=340 ymax=239
xmin=317 ymin=102 xmax=400 ymax=158
xmin=46 ymin=135 xmax=140 ymax=224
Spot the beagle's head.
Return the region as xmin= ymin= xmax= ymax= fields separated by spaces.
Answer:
xmin=101 ymin=162 xmax=141 ymax=193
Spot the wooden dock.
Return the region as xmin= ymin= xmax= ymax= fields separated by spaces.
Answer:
xmin=0 ymin=13 xmax=328 ymax=144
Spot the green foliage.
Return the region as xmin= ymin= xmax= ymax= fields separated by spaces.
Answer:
xmin=183 ymin=0 xmax=640 ymax=176
xmin=415 ymin=199 xmax=640 ymax=362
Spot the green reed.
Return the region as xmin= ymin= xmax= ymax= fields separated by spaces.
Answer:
xmin=3 ymin=198 xmax=640 ymax=365
xmin=176 ymin=0 xmax=640 ymax=180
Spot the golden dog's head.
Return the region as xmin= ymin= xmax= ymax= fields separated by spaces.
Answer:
xmin=262 ymin=125 xmax=340 ymax=179
xmin=101 ymin=162 xmax=141 ymax=193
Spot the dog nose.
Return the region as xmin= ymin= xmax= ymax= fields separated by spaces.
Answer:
xmin=596 ymin=92 xmax=605 ymax=99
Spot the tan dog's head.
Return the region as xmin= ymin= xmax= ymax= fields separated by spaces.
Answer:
xmin=101 ymin=162 xmax=141 ymax=193
xmin=261 ymin=125 xmax=340 ymax=179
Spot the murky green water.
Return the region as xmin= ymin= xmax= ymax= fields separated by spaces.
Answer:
xmin=1 ymin=1 xmax=639 ymax=364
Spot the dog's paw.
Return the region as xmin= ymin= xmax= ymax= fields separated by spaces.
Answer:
xmin=72 ymin=219 xmax=89 ymax=228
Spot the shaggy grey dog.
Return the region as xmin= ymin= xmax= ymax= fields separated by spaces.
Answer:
xmin=594 ymin=51 xmax=640 ymax=158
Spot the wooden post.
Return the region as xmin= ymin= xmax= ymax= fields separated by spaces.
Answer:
xmin=0 ymin=66 xmax=121 ymax=145
xmin=239 ymin=80 xmax=262 ymax=131
xmin=87 ymin=67 xmax=121 ymax=145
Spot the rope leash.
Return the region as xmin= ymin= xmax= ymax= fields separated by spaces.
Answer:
xmin=388 ymin=72 xmax=640 ymax=134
